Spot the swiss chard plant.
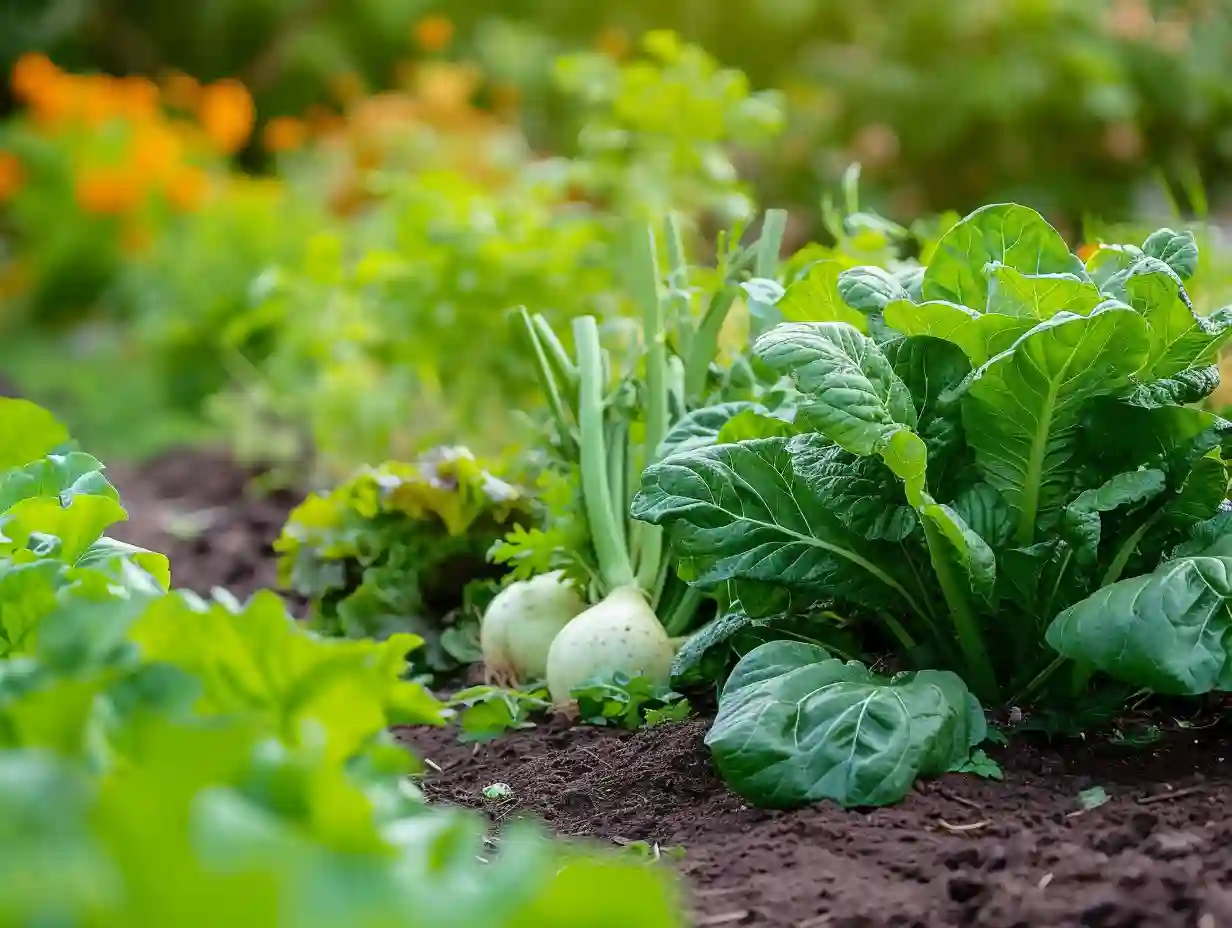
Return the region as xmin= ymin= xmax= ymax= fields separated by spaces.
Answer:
xmin=632 ymin=203 xmax=1232 ymax=808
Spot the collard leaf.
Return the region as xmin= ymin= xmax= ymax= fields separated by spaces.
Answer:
xmin=919 ymin=503 xmax=996 ymax=605
xmin=957 ymin=307 xmax=1151 ymax=545
xmin=1085 ymin=244 xmax=1142 ymax=290
xmin=1082 ymin=400 xmax=1230 ymax=488
xmin=0 ymin=400 xmax=70 ymax=472
xmin=657 ymin=402 xmax=768 ymax=459
xmin=883 ymin=335 xmax=971 ymax=471
xmin=949 ymin=483 xmax=1013 ymax=549
xmin=837 ymin=266 xmax=908 ymax=313
xmin=1124 ymin=267 xmax=1232 ymax=379
xmin=922 ymin=204 xmax=1085 ymax=309
xmin=1045 ymin=553 xmax=1232 ymax=694
xmin=0 ymin=453 xmax=117 ymax=515
xmin=754 ymin=322 xmax=916 ymax=456
xmin=790 ymin=441 xmax=917 ymax=542
xmin=632 ymin=436 xmax=929 ymax=617
xmin=775 ymin=263 xmax=867 ymax=331
xmin=716 ymin=408 xmax=800 ymax=444
xmin=1127 ymin=366 xmax=1220 ymax=409
xmin=1142 ymin=228 xmax=1198 ymax=281
xmin=705 ymin=641 xmax=985 ymax=808
xmin=1160 ymin=456 xmax=1227 ymax=532
xmin=1061 ymin=470 xmax=1167 ymax=569
xmin=741 ymin=278 xmax=786 ymax=338
xmin=884 ymin=300 xmax=1030 ymax=366
xmin=985 ymin=266 xmax=1102 ymax=320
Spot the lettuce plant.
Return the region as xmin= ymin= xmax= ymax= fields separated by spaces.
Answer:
xmin=632 ymin=203 xmax=1232 ymax=808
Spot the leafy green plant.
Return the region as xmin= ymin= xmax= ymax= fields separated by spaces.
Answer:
xmin=275 ymin=448 xmax=532 ymax=676
xmin=447 ymin=683 xmax=552 ymax=743
xmin=0 ymin=396 xmax=688 ymax=927
xmin=634 ymin=202 xmax=1232 ymax=808
xmin=571 ymin=672 xmax=690 ymax=730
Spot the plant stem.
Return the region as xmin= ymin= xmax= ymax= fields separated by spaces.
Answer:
xmin=921 ymin=519 xmax=999 ymax=702
xmin=574 ymin=316 xmax=635 ymax=594
xmin=632 ymin=225 xmax=668 ymax=592
xmin=663 ymin=213 xmax=692 ymax=361
xmin=684 ymin=287 xmax=737 ymax=402
xmin=663 ymin=585 xmax=704 ymax=637
xmin=1009 ymin=653 xmax=1066 ymax=706
xmin=1101 ymin=516 xmax=1157 ymax=588
xmin=605 ymin=417 xmax=628 ymax=557
xmin=531 ymin=314 xmax=579 ymax=417
xmin=877 ymin=610 xmax=918 ymax=653
xmin=755 ymin=209 xmax=788 ymax=279
xmin=516 ymin=308 xmax=576 ymax=457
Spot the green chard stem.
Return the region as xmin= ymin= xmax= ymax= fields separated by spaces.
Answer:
xmin=532 ymin=314 xmax=579 ymax=417
xmin=921 ymin=518 xmax=999 ymax=702
xmin=574 ymin=315 xmax=635 ymax=594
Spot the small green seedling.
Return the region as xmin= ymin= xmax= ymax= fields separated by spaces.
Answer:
xmin=482 ymin=783 xmax=513 ymax=802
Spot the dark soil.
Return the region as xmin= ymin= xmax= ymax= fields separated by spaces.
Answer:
xmin=107 ymin=448 xmax=300 ymax=603
xmin=402 ymin=716 xmax=1232 ymax=928
xmin=111 ymin=448 xmax=1232 ymax=928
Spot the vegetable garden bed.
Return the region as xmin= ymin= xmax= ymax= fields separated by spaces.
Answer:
xmin=113 ymin=459 xmax=1232 ymax=928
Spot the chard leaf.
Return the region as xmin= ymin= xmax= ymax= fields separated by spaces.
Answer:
xmin=922 ymin=204 xmax=1085 ymax=309
xmin=957 ymin=306 xmax=1151 ymax=545
xmin=985 ymin=266 xmax=1102 ymax=320
xmin=705 ymin=641 xmax=985 ymax=808
xmin=1127 ymin=366 xmax=1220 ymax=408
xmin=1083 ymin=401 xmax=1231 ymax=488
xmin=883 ymin=336 xmax=971 ymax=472
xmin=775 ymin=262 xmax=868 ymax=331
xmin=1124 ymin=266 xmax=1232 ymax=379
xmin=883 ymin=299 xmax=1029 ymax=366
xmin=754 ymin=322 xmax=916 ymax=456
xmin=949 ymin=483 xmax=1013 ymax=548
xmin=1161 ymin=456 xmax=1228 ymax=531
xmin=1045 ymin=553 xmax=1232 ymax=694
xmin=919 ymin=503 xmax=996 ymax=605
xmin=658 ymin=402 xmax=769 ymax=459
xmin=1061 ymin=470 xmax=1167 ymax=569
xmin=837 ymin=266 xmax=908 ymax=313
xmin=631 ymin=436 xmax=930 ymax=618
xmin=1142 ymin=228 xmax=1198 ymax=280
xmin=790 ymin=441 xmax=916 ymax=542
xmin=1171 ymin=507 xmax=1232 ymax=558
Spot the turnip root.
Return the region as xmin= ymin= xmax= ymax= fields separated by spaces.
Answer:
xmin=481 ymin=571 xmax=586 ymax=686
xmin=545 ymin=585 xmax=676 ymax=706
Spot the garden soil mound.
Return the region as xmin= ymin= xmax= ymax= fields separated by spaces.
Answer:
xmin=404 ymin=717 xmax=1232 ymax=928
xmin=113 ymin=450 xmax=1232 ymax=927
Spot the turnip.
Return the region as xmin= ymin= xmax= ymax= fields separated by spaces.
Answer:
xmin=480 ymin=570 xmax=586 ymax=686
xmin=545 ymin=585 xmax=676 ymax=705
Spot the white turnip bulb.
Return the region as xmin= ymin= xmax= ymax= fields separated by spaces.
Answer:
xmin=480 ymin=571 xmax=586 ymax=685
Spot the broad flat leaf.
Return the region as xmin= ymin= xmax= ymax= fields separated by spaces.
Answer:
xmin=985 ymin=266 xmax=1102 ymax=319
xmin=1161 ymin=456 xmax=1227 ymax=531
xmin=1082 ymin=400 xmax=1230 ymax=487
xmin=76 ymin=536 xmax=171 ymax=590
xmin=1085 ymin=244 xmax=1141 ymax=291
xmin=657 ymin=402 xmax=768 ymax=459
xmin=0 ymin=560 xmax=61 ymax=656
xmin=715 ymin=408 xmax=800 ymax=443
xmin=1124 ymin=267 xmax=1232 ymax=379
xmin=949 ymin=483 xmax=1013 ymax=548
xmin=837 ymin=266 xmax=908 ymax=312
xmin=631 ymin=436 xmax=929 ymax=618
xmin=790 ymin=441 xmax=916 ymax=542
xmin=883 ymin=336 xmax=970 ymax=469
xmin=1171 ymin=508 xmax=1232 ymax=558
xmin=1142 ymin=228 xmax=1198 ymax=280
xmin=1061 ymin=470 xmax=1167 ymax=568
xmin=775 ymin=262 xmax=867 ymax=331
xmin=922 ymin=204 xmax=1085 ymax=308
xmin=0 ymin=400 xmax=70 ymax=472
xmin=706 ymin=641 xmax=985 ymax=808
xmin=1127 ymin=366 xmax=1220 ymax=408
xmin=884 ymin=299 xmax=1030 ymax=366
xmin=0 ymin=453 xmax=116 ymax=515
xmin=957 ymin=307 xmax=1151 ymax=545
xmin=1046 ymin=554 xmax=1232 ymax=694
xmin=0 ymin=496 xmax=128 ymax=564
xmin=755 ymin=322 xmax=916 ymax=456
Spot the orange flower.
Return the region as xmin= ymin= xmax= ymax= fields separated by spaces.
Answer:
xmin=131 ymin=123 xmax=182 ymax=181
xmin=74 ymin=165 xmax=143 ymax=214
xmin=117 ymin=76 xmax=160 ymax=121
xmin=160 ymin=70 xmax=200 ymax=110
xmin=11 ymin=52 xmax=60 ymax=104
xmin=164 ymin=165 xmax=208 ymax=212
xmin=263 ymin=116 xmax=308 ymax=153
xmin=197 ymin=79 xmax=254 ymax=154
xmin=413 ymin=14 xmax=454 ymax=52
xmin=0 ymin=152 xmax=23 ymax=201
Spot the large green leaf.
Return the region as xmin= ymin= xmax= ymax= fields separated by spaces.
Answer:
xmin=790 ymin=441 xmax=916 ymax=542
xmin=775 ymin=262 xmax=867 ymax=330
xmin=985 ymin=266 xmax=1102 ymax=320
xmin=837 ymin=266 xmax=908 ymax=313
xmin=922 ymin=204 xmax=1085 ymax=309
xmin=958 ymin=306 xmax=1151 ymax=545
xmin=657 ymin=402 xmax=768 ymax=459
xmin=883 ymin=299 xmax=1030 ymax=366
xmin=1142 ymin=228 xmax=1198 ymax=281
xmin=1045 ymin=551 xmax=1232 ymax=694
xmin=631 ymin=436 xmax=930 ymax=618
xmin=1060 ymin=469 xmax=1168 ymax=569
xmin=0 ymin=400 xmax=69 ymax=473
xmin=754 ymin=322 xmax=916 ymax=456
xmin=1123 ymin=265 xmax=1232 ymax=379
xmin=705 ymin=641 xmax=984 ymax=808
xmin=0 ymin=496 xmax=128 ymax=565
xmin=0 ymin=452 xmax=117 ymax=515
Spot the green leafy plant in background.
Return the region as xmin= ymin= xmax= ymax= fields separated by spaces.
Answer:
xmin=275 ymin=447 xmax=532 ymax=677
xmin=0 ymin=395 xmax=687 ymax=927
xmin=634 ymin=202 xmax=1232 ymax=808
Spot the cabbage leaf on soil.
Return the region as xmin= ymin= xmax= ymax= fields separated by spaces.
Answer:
xmin=634 ymin=205 xmax=1232 ymax=808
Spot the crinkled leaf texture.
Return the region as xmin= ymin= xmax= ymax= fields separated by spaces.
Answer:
xmin=1045 ymin=549 xmax=1232 ymax=695
xmin=706 ymin=641 xmax=984 ymax=808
